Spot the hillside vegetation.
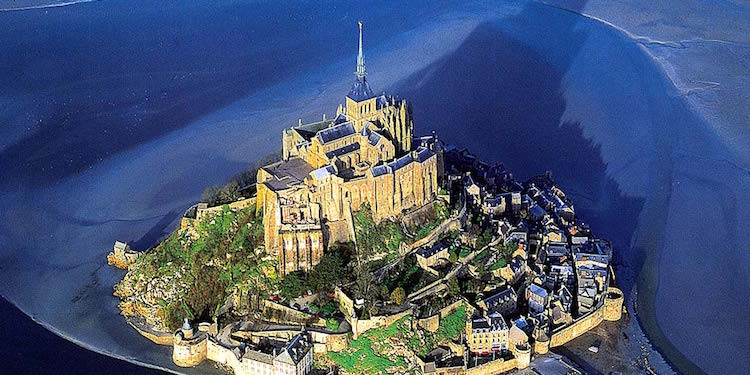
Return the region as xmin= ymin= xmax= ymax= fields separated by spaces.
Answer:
xmin=114 ymin=205 xmax=278 ymax=331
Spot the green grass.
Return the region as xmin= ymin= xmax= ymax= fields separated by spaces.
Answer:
xmin=328 ymin=308 xmax=467 ymax=373
xmin=435 ymin=306 xmax=466 ymax=342
xmin=326 ymin=318 xmax=340 ymax=331
xmin=490 ymin=258 xmax=507 ymax=271
xmin=327 ymin=316 xmax=412 ymax=374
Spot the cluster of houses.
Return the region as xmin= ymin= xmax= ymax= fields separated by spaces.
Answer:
xmin=409 ymin=145 xmax=616 ymax=372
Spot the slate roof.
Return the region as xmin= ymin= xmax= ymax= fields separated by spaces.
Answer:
xmin=311 ymin=165 xmax=336 ymax=180
xmin=417 ymin=242 xmax=447 ymax=258
xmin=276 ymin=334 xmax=309 ymax=365
xmin=527 ymin=284 xmax=548 ymax=298
xmin=372 ymin=164 xmax=392 ymax=177
xmin=317 ymin=122 xmax=356 ymax=144
xmin=361 ymin=126 xmax=383 ymax=146
xmin=347 ymin=77 xmax=375 ymax=102
xmin=325 ymin=143 xmax=360 ymax=159
xmin=294 ymin=119 xmax=335 ymax=140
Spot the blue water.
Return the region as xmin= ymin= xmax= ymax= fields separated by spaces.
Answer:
xmin=1 ymin=1 xmax=747 ymax=374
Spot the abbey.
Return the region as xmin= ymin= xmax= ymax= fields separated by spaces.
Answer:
xmin=257 ymin=22 xmax=439 ymax=276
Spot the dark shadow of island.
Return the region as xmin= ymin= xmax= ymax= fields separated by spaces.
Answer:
xmin=391 ymin=3 xmax=704 ymax=373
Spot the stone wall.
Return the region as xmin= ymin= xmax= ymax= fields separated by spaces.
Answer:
xmin=407 ymin=216 xmax=462 ymax=253
xmin=126 ymin=317 xmax=173 ymax=346
xmin=324 ymin=219 xmax=353 ymax=246
xmin=466 ymin=357 xmax=518 ymax=375
xmin=334 ymin=286 xmax=355 ymax=319
xmin=180 ymin=197 xmax=258 ymax=232
xmin=603 ymin=287 xmax=624 ymax=321
xmin=417 ymin=314 xmax=440 ymax=332
xmin=236 ymin=329 xmax=348 ymax=355
xmin=206 ymin=338 xmax=248 ymax=374
xmin=196 ymin=197 xmax=257 ymax=221
xmin=352 ymin=308 xmax=413 ymax=338
xmin=261 ymin=300 xmax=326 ymax=327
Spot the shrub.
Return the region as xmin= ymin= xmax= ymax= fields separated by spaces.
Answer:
xmin=326 ymin=318 xmax=340 ymax=331
xmin=391 ymin=287 xmax=406 ymax=305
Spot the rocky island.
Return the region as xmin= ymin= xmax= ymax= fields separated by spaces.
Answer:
xmin=109 ymin=22 xmax=624 ymax=375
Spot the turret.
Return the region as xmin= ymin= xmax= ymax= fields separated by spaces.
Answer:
xmin=181 ymin=318 xmax=194 ymax=339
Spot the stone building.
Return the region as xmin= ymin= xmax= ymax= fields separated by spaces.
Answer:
xmin=466 ymin=311 xmax=509 ymax=355
xmin=173 ymin=320 xmax=313 ymax=375
xmin=257 ymin=22 xmax=438 ymax=275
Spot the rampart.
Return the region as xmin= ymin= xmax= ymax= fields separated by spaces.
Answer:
xmin=260 ymin=299 xmax=326 ymax=328
xmin=235 ymin=328 xmax=348 ymax=354
xmin=351 ymin=308 xmax=413 ymax=338
xmin=416 ymin=299 xmax=469 ymax=332
xmin=180 ymin=197 xmax=257 ymax=231
xmin=547 ymin=287 xmax=624 ymax=348
xmin=466 ymin=356 xmax=518 ymax=375
xmin=334 ymin=285 xmax=415 ymax=338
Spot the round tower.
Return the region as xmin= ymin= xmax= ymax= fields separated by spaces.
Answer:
xmin=533 ymin=332 xmax=550 ymax=355
xmin=603 ymin=287 xmax=624 ymax=321
xmin=172 ymin=319 xmax=207 ymax=367
xmin=515 ymin=342 xmax=531 ymax=369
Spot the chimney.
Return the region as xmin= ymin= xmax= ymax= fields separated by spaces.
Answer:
xmin=323 ymin=113 xmax=327 ymax=121
xmin=298 ymin=118 xmax=302 ymax=127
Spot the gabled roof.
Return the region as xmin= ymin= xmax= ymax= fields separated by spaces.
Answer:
xmin=372 ymin=164 xmax=392 ymax=177
xmin=527 ymin=284 xmax=548 ymax=298
xmin=317 ymin=122 xmax=356 ymax=144
xmin=361 ymin=126 xmax=383 ymax=146
xmin=325 ymin=143 xmax=360 ymax=159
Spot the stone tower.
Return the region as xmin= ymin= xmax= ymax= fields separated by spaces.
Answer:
xmin=342 ymin=22 xmax=414 ymax=155
xmin=345 ymin=21 xmax=377 ymax=129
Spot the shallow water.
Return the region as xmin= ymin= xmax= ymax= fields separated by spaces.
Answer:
xmin=1 ymin=1 xmax=747 ymax=373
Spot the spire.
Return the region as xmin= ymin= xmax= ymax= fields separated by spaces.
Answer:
xmin=356 ymin=20 xmax=366 ymax=80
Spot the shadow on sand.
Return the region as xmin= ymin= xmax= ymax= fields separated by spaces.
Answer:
xmin=393 ymin=3 xmax=704 ymax=373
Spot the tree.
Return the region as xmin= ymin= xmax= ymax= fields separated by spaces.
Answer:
xmin=307 ymin=250 xmax=347 ymax=294
xmin=380 ymin=285 xmax=390 ymax=300
xmin=279 ymin=273 xmax=304 ymax=300
xmin=391 ymin=287 xmax=406 ymax=305
xmin=448 ymin=278 xmax=461 ymax=296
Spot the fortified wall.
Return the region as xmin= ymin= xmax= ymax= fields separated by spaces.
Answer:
xmin=541 ymin=287 xmax=624 ymax=350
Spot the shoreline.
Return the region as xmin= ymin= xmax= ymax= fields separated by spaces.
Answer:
xmin=0 ymin=295 xmax=177 ymax=375
xmin=536 ymin=3 xmax=738 ymax=373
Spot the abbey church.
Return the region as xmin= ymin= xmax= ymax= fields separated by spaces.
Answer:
xmin=256 ymin=22 xmax=440 ymax=276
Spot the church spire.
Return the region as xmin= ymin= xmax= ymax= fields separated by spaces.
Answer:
xmin=356 ymin=21 xmax=366 ymax=80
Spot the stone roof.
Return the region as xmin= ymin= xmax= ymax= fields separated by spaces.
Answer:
xmin=243 ymin=349 xmax=274 ymax=365
xmin=261 ymin=157 xmax=314 ymax=192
